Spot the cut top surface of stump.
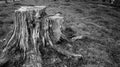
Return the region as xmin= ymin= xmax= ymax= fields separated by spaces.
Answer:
xmin=15 ymin=6 xmax=46 ymax=12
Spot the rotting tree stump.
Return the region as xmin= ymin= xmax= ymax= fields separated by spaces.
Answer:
xmin=15 ymin=6 xmax=46 ymax=67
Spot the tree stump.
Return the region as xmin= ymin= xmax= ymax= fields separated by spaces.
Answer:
xmin=15 ymin=6 xmax=46 ymax=67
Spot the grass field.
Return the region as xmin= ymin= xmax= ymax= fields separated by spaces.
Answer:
xmin=0 ymin=1 xmax=120 ymax=67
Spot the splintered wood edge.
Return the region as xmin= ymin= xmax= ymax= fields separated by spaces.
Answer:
xmin=15 ymin=6 xmax=46 ymax=12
